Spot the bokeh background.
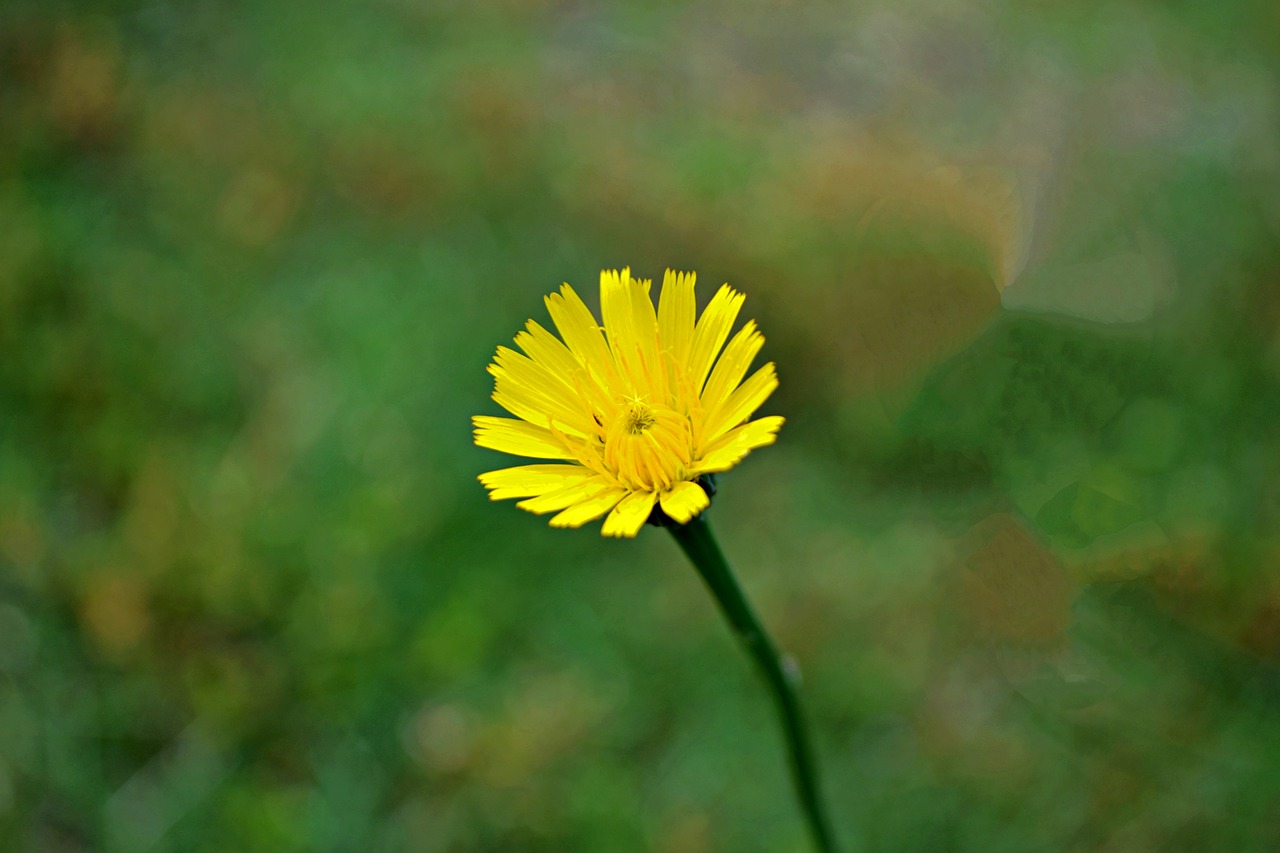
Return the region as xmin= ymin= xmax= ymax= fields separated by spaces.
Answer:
xmin=3 ymin=1 xmax=1280 ymax=850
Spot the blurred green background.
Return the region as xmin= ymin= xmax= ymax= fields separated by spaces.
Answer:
xmin=3 ymin=1 xmax=1280 ymax=850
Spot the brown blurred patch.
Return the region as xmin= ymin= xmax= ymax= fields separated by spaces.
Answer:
xmin=914 ymin=652 xmax=1036 ymax=790
xmin=138 ymin=82 xmax=308 ymax=243
xmin=954 ymin=513 xmax=1075 ymax=649
xmin=1086 ymin=759 xmax=1149 ymax=846
xmin=472 ymin=669 xmax=611 ymax=789
xmin=789 ymin=136 xmax=1022 ymax=283
xmin=0 ymin=504 xmax=45 ymax=587
xmin=657 ymin=813 xmax=711 ymax=853
xmin=141 ymin=84 xmax=297 ymax=174
xmin=181 ymin=642 xmax=285 ymax=733
xmin=447 ymin=69 xmax=540 ymax=183
xmin=217 ymin=168 xmax=299 ymax=247
xmin=1065 ymin=523 xmax=1190 ymax=585
xmin=1145 ymin=532 xmax=1221 ymax=598
xmin=405 ymin=702 xmax=476 ymax=777
xmin=121 ymin=450 xmax=184 ymax=581
xmin=325 ymin=130 xmax=444 ymax=217
xmin=823 ymin=252 xmax=1001 ymax=404
xmin=45 ymin=20 xmax=124 ymax=144
xmin=1066 ymin=527 xmax=1280 ymax=664
xmin=1150 ymin=537 xmax=1280 ymax=665
xmin=79 ymin=569 xmax=151 ymax=660
xmin=1240 ymin=585 xmax=1280 ymax=662
xmin=737 ymin=135 xmax=1018 ymax=409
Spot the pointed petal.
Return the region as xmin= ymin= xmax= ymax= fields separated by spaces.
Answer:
xmin=491 ymin=384 xmax=588 ymax=438
xmin=600 ymin=269 xmax=660 ymax=396
xmin=514 ymin=320 xmax=581 ymax=380
xmin=545 ymin=284 xmax=617 ymax=391
xmin=473 ymin=415 xmax=574 ymax=459
xmin=516 ymin=475 xmax=615 ymax=514
xmin=599 ymin=268 xmax=635 ymax=358
xmin=702 ymin=362 xmax=779 ymax=442
xmin=516 ymin=321 xmax=615 ymax=418
xmin=627 ymin=272 xmax=661 ymax=397
xmin=692 ymin=416 xmax=784 ymax=473
xmin=601 ymin=490 xmax=658 ymax=538
xmin=548 ymin=487 xmax=629 ymax=528
xmin=688 ymin=284 xmax=745 ymax=392
xmin=657 ymin=270 xmax=696 ymax=366
xmin=478 ymin=464 xmax=597 ymax=500
xmin=489 ymin=346 xmax=591 ymax=435
xmin=700 ymin=320 xmax=763 ymax=420
xmin=659 ymin=481 xmax=711 ymax=524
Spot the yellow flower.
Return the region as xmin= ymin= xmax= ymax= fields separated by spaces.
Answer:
xmin=474 ymin=268 xmax=784 ymax=537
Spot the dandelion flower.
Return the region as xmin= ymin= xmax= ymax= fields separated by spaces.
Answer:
xmin=474 ymin=268 xmax=784 ymax=537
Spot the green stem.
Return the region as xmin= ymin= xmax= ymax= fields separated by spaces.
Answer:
xmin=668 ymin=515 xmax=839 ymax=853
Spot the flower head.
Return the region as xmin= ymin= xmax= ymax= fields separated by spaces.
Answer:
xmin=474 ymin=268 xmax=784 ymax=537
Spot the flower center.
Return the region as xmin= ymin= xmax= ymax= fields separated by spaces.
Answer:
xmin=601 ymin=398 xmax=692 ymax=491
xmin=623 ymin=401 xmax=656 ymax=435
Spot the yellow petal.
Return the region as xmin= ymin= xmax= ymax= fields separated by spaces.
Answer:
xmin=489 ymin=347 xmax=591 ymax=435
xmin=657 ymin=270 xmax=696 ymax=366
xmin=627 ymin=273 xmax=661 ymax=397
xmin=700 ymin=320 xmax=763 ymax=420
xmin=515 ymin=320 xmax=581 ymax=381
xmin=702 ymin=362 xmax=778 ymax=442
xmin=599 ymin=268 xmax=634 ymax=355
xmin=688 ymin=284 xmax=745 ymax=392
xmin=478 ymin=464 xmax=597 ymax=500
xmin=601 ymin=490 xmax=658 ymax=538
xmin=491 ymin=386 xmax=588 ymax=438
xmin=548 ymin=488 xmax=629 ymax=528
xmin=659 ymin=481 xmax=711 ymax=524
xmin=516 ymin=476 xmax=614 ymax=514
xmin=491 ymin=345 xmax=577 ymax=399
xmin=600 ymin=269 xmax=660 ymax=395
xmin=693 ymin=416 xmax=784 ymax=473
xmin=545 ymin=284 xmax=617 ymax=391
xmin=516 ymin=322 xmax=615 ymax=417
xmin=473 ymin=415 xmax=574 ymax=459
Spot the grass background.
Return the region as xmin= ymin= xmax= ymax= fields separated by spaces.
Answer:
xmin=2 ymin=1 xmax=1279 ymax=850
